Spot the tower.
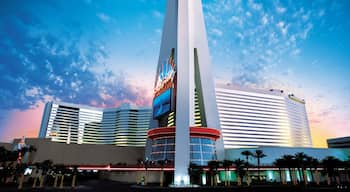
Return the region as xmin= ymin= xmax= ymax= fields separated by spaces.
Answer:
xmin=146 ymin=0 xmax=224 ymax=185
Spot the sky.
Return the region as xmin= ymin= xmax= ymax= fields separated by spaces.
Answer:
xmin=0 ymin=0 xmax=349 ymax=147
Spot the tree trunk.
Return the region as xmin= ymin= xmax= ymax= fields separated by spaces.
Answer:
xmin=247 ymin=175 xmax=252 ymax=186
xmin=336 ymin=176 xmax=340 ymax=185
xmin=17 ymin=174 xmax=24 ymax=189
xmin=59 ymin=175 xmax=65 ymax=188
xmin=310 ymin=169 xmax=315 ymax=183
xmin=278 ymin=168 xmax=282 ymax=183
xmin=246 ymin=157 xmax=249 ymax=177
xmin=54 ymin=175 xmax=59 ymax=187
xmin=281 ymin=170 xmax=286 ymax=184
xmin=292 ymin=169 xmax=297 ymax=185
xmin=288 ymin=168 xmax=293 ymax=184
xmin=32 ymin=177 xmax=38 ymax=188
xmin=227 ymin=170 xmax=230 ymax=186
xmin=326 ymin=174 xmax=331 ymax=185
xmin=303 ymin=169 xmax=308 ymax=185
xmin=298 ymin=168 xmax=303 ymax=183
xmin=237 ymin=176 xmax=242 ymax=186
xmin=257 ymin=158 xmax=260 ymax=182
xmin=39 ymin=175 xmax=45 ymax=188
xmin=160 ymin=170 xmax=164 ymax=187
xmin=315 ymin=170 xmax=320 ymax=185
xmin=71 ymin=175 xmax=77 ymax=188
xmin=145 ymin=169 xmax=147 ymax=185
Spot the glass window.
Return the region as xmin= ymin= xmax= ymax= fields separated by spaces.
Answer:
xmin=201 ymin=138 xmax=214 ymax=145
xmin=154 ymin=146 xmax=165 ymax=151
xmin=152 ymin=153 xmax=164 ymax=160
xmin=190 ymin=145 xmax=201 ymax=151
xmin=166 ymin=145 xmax=175 ymax=151
xmin=202 ymin=160 xmax=209 ymax=166
xmin=166 ymin=153 xmax=174 ymax=160
xmin=190 ymin=138 xmax=200 ymax=143
xmin=191 ymin=152 xmax=201 ymax=159
xmin=155 ymin=139 xmax=166 ymax=145
xmin=202 ymin=153 xmax=214 ymax=160
xmin=190 ymin=160 xmax=202 ymax=165
xmin=167 ymin=138 xmax=175 ymax=144
xmin=202 ymin=145 xmax=214 ymax=153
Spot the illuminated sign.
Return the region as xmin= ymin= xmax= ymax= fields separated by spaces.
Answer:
xmin=152 ymin=49 xmax=176 ymax=119
xmin=153 ymin=88 xmax=172 ymax=118
xmin=154 ymin=49 xmax=176 ymax=97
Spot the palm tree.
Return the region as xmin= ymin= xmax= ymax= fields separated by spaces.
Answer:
xmin=310 ymin=158 xmax=320 ymax=185
xmin=189 ymin=162 xmax=203 ymax=185
xmin=59 ymin=165 xmax=67 ymax=188
xmin=294 ymin=152 xmax=308 ymax=184
xmin=207 ymin=160 xmax=220 ymax=186
xmin=344 ymin=157 xmax=350 ymax=184
xmin=253 ymin=150 xmax=267 ymax=182
xmin=0 ymin=147 xmax=14 ymax=183
xmin=273 ymin=158 xmax=286 ymax=184
xmin=157 ymin=160 xmax=165 ymax=187
xmin=144 ymin=159 xmax=150 ymax=185
xmin=32 ymin=163 xmax=41 ymax=188
xmin=322 ymin=156 xmax=342 ymax=185
xmin=71 ymin=165 xmax=78 ymax=188
xmin=222 ymin=160 xmax=233 ymax=186
xmin=281 ymin=155 xmax=295 ymax=184
xmin=304 ymin=156 xmax=313 ymax=182
xmin=53 ymin=164 xmax=66 ymax=188
xmin=16 ymin=163 xmax=28 ymax=189
xmin=241 ymin=150 xmax=252 ymax=181
xmin=233 ymin=158 xmax=246 ymax=186
xmin=137 ymin=159 xmax=150 ymax=185
xmin=40 ymin=160 xmax=53 ymax=188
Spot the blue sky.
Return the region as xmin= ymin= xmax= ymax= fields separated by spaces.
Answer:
xmin=0 ymin=0 xmax=349 ymax=146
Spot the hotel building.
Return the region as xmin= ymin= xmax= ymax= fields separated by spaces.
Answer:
xmin=216 ymin=84 xmax=312 ymax=149
xmin=39 ymin=83 xmax=313 ymax=149
xmin=38 ymin=102 xmax=151 ymax=147
xmin=327 ymin=136 xmax=350 ymax=148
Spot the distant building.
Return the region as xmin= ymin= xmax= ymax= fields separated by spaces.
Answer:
xmin=327 ymin=136 xmax=350 ymax=148
xmin=39 ymin=102 xmax=151 ymax=147
xmin=216 ymin=84 xmax=313 ymax=148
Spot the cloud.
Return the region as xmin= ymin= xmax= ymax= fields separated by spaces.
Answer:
xmin=248 ymin=0 xmax=262 ymax=11
xmin=300 ymin=23 xmax=313 ymax=39
xmin=290 ymin=48 xmax=301 ymax=56
xmin=0 ymin=6 xmax=152 ymax=111
xmin=210 ymin=28 xmax=223 ymax=37
xmin=276 ymin=7 xmax=286 ymax=14
xmin=96 ymin=13 xmax=110 ymax=22
xmin=318 ymin=9 xmax=325 ymax=17
xmin=202 ymin=0 xmax=331 ymax=89
xmin=261 ymin=15 xmax=268 ymax=25
xmin=228 ymin=16 xmax=243 ymax=26
xmin=152 ymin=10 xmax=163 ymax=18
xmin=155 ymin=28 xmax=161 ymax=34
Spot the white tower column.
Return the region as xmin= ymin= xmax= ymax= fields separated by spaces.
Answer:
xmin=174 ymin=0 xmax=192 ymax=185
xmin=147 ymin=0 xmax=224 ymax=186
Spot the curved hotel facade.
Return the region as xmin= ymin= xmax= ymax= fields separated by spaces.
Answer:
xmin=216 ymin=84 xmax=312 ymax=149
xmin=39 ymin=102 xmax=151 ymax=147
xmin=39 ymin=84 xmax=313 ymax=148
